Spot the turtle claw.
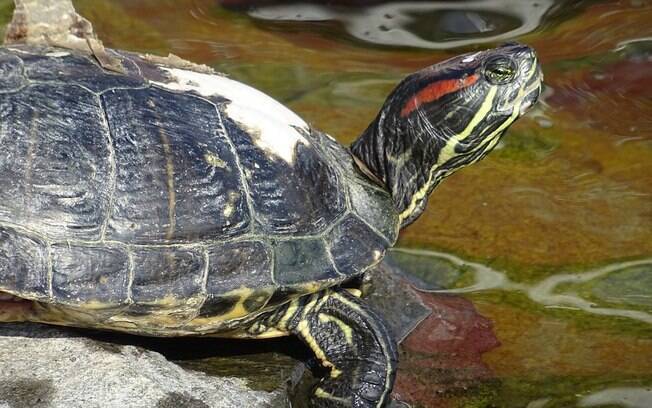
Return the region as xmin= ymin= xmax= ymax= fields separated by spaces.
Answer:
xmin=309 ymin=361 xmax=394 ymax=408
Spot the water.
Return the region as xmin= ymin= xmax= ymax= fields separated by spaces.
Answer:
xmin=2 ymin=0 xmax=651 ymax=406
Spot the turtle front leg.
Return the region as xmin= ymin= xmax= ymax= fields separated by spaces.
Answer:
xmin=254 ymin=288 xmax=398 ymax=407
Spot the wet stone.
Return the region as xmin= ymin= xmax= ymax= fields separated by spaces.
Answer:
xmin=0 ymin=323 xmax=283 ymax=407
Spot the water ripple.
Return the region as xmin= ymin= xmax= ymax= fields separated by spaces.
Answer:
xmin=578 ymin=387 xmax=652 ymax=408
xmin=248 ymin=0 xmax=554 ymax=49
xmin=389 ymin=248 xmax=652 ymax=325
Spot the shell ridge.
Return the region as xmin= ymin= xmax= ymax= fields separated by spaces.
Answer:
xmin=210 ymin=103 xmax=258 ymax=233
xmin=321 ymin=236 xmax=345 ymax=278
xmin=97 ymin=94 xmax=117 ymax=241
xmin=125 ymin=247 xmax=135 ymax=305
xmin=45 ymin=239 xmax=53 ymax=301
xmin=200 ymin=246 xmax=210 ymax=304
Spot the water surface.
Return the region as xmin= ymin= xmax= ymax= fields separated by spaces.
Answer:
xmin=2 ymin=0 xmax=651 ymax=406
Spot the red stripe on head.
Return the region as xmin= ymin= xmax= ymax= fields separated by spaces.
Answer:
xmin=400 ymin=74 xmax=479 ymax=118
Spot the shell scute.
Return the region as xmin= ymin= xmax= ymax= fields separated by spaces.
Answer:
xmin=272 ymin=238 xmax=340 ymax=286
xmin=347 ymin=181 xmax=399 ymax=245
xmin=51 ymin=243 xmax=130 ymax=309
xmin=0 ymin=225 xmax=49 ymax=300
xmin=223 ymin=116 xmax=346 ymax=236
xmin=102 ymin=87 xmax=250 ymax=244
xmin=129 ymin=247 xmax=205 ymax=312
xmin=18 ymin=47 xmax=144 ymax=93
xmin=326 ymin=215 xmax=387 ymax=276
xmin=199 ymin=240 xmax=274 ymax=319
xmin=0 ymin=83 xmax=111 ymax=241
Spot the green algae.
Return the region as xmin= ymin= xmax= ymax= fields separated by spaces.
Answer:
xmin=72 ymin=0 xmax=168 ymax=54
xmin=471 ymin=290 xmax=652 ymax=339
xmin=0 ymin=0 xmax=13 ymax=40
xmin=492 ymin=375 xmax=652 ymax=408
xmin=494 ymin=126 xmax=561 ymax=163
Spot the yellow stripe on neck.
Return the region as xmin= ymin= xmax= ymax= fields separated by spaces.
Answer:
xmin=398 ymin=55 xmax=539 ymax=224
xmin=399 ymin=86 xmax=498 ymax=222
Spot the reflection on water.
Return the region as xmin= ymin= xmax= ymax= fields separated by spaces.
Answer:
xmin=578 ymin=387 xmax=652 ymax=408
xmin=246 ymin=0 xmax=554 ymax=49
xmin=389 ymin=248 xmax=652 ymax=325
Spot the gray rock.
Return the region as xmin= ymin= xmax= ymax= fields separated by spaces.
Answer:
xmin=0 ymin=323 xmax=286 ymax=408
xmin=0 ymin=255 xmax=429 ymax=408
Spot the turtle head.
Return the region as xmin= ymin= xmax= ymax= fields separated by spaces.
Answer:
xmin=351 ymin=42 xmax=542 ymax=227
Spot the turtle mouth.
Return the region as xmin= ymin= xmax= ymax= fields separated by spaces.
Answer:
xmin=519 ymin=83 xmax=541 ymax=116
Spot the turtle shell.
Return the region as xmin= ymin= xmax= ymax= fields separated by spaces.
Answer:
xmin=0 ymin=45 xmax=399 ymax=335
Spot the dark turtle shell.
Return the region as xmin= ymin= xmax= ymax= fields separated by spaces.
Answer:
xmin=0 ymin=45 xmax=399 ymax=335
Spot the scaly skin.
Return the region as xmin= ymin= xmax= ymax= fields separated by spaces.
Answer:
xmin=249 ymin=288 xmax=398 ymax=408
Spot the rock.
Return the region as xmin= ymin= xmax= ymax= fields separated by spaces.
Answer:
xmin=364 ymin=256 xmax=432 ymax=342
xmin=0 ymin=256 xmax=433 ymax=408
xmin=0 ymin=323 xmax=288 ymax=408
xmin=393 ymin=292 xmax=500 ymax=407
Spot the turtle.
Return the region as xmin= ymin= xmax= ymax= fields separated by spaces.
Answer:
xmin=0 ymin=2 xmax=543 ymax=407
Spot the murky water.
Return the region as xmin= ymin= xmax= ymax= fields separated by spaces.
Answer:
xmin=1 ymin=0 xmax=650 ymax=406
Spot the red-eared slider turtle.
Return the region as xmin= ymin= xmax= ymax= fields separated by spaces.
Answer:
xmin=0 ymin=3 xmax=542 ymax=407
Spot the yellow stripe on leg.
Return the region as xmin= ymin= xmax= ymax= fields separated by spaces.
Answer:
xmin=331 ymin=292 xmax=394 ymax=408
xmin=314 ymin=387 xmax=351 ymax=405
xmin=297 ymin=319 xmax=343 ymax=379
xmin=318 ymin=312 xmax=354 ymax=346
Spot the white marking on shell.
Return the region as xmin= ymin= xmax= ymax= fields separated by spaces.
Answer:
xmin=152 ymin=67 xmax=310 ymax=163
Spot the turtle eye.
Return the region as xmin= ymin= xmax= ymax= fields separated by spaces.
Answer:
xmin=484 ymin=56 xmax=517 ymax=85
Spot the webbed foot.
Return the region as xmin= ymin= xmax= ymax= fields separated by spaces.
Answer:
xmin=263 ymin=288 xmax=398 ymax=407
